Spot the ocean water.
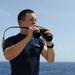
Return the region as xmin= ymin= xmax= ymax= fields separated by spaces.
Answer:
xmin=0 ymin=62 xmax=75 ymax=75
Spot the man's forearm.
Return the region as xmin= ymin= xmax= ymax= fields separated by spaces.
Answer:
xmin=46 ymin=48 xmax=55 ymax=63
xmin=4 ymin=36 xmax=32 ymax=61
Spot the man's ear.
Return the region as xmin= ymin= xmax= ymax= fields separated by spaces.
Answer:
xmin=19 ymin=20 xmax=24 ymax=26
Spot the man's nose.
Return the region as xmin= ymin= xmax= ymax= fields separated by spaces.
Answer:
xmin=32 ymin=21 xmax=36 ymax=25
xmin=33 ymin=20 xmax=36 ymax=23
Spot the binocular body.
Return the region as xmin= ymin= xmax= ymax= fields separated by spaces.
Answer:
xmin=33 ymin=26 xmax=53 ymax=41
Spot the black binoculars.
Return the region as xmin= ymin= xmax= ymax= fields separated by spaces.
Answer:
xmin=33 ymin=26 xmax=53 ymax=41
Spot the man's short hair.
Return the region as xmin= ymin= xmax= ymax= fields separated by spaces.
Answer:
xmin=17 ymin=9 xmax=35 ymax=25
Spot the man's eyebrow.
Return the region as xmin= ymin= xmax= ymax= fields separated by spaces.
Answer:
xmin=29 ymin=18 xmax=37 ymax=21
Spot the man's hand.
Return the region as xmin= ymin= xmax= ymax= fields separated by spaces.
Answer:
xmin=42 ymin=28 xmax=53 ymax=44
xmin=27 ymin=25 xmax=40 ymax=38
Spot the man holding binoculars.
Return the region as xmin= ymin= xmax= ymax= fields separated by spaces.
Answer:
xmin=3 ymin=9 xmax=55 ymax=75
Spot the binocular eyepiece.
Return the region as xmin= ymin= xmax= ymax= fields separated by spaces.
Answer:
xmin=33 ymin=26 xmax=53 ymax=41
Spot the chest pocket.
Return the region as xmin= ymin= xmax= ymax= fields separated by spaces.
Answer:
xmin=24 ymin=38 xmax=41 ymax=58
